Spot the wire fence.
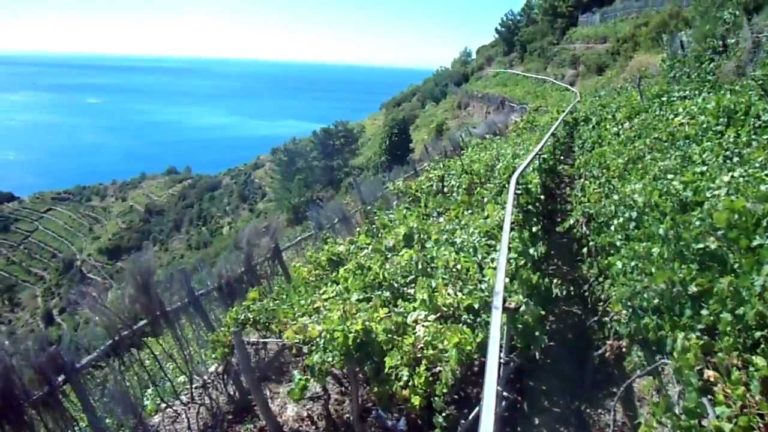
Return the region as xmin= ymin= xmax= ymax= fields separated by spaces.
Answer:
xmin=578 ymin=0 xmax=693 ymax=27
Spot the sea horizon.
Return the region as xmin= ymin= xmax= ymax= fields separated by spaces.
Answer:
xmin=0 ymin=54 xmax=432 ymax=196
xmin=0 ymin=51 xmax=438 ymax=72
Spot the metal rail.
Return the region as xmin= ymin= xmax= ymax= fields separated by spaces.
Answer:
xmin=477 ymin=69 xmax=580 ymax=432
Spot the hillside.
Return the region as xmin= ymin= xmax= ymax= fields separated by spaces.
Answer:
xmin=2 ymin=0 xmax=768 ymax=431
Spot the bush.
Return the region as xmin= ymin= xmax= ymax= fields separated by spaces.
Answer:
xmin=59 ymin=254 xmax=76 ymax=276
xmin=549 ymin=48 xmax=581 ymax=71
xmin=381 ymin=113 xmax=414 ymax=169
xmin=623 ymin=53 xmax=662 ymax=79
xmin=580 ymin=50 xmax=615 ymax=76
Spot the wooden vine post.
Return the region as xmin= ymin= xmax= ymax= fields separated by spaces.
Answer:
xmin=351 ymin=177 xmax=367 ymax=224
xmin=58 ymin=350 xmax=108 ymax=432
xmin=635 ymin=75 xmax=645 ymax=104
xmin=345 ymin=360 xmax=366 ymax=432
xmin=352 ymin=177 xmax=365 ymax=205
xmin=205 ymin=275 xmax=252 ymax=410
xmin=232 ymin=328 xmax=284 ymax=432
xmin=185 ymin=273 xmax=215 ymax=333
xmin=271 ymin=242 xmax=291 ymax=284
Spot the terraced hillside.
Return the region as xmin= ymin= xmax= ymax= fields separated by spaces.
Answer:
xmin=0 ymin=200 xmax=111 ymax=332
xmin=0 ymin=165 xmax=269 ymax=338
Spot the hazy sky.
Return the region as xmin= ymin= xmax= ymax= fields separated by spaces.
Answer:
xmin=0 ymin=0 xmax=523 ymax=68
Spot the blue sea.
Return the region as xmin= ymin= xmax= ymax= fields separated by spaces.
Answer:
xmin=0 ymin=55 xmax=430 ymax=196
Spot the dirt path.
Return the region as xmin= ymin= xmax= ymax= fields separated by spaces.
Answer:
xmin=512 ymin=131 xmax=592 ymax=431
xmin=500 ymin=126 xmax=627 ymax=432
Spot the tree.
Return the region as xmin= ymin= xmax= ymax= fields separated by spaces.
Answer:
xmin=269 ymin=138 xmax=317 ymax=224
xmin=0 ymin=191 xmax=19 ymax=205
xmin=497 ymin=0 xmax=608 ymax=59
xmin=381 ymin=113 xmax=413 ymax=169
xmin=310 ymin=121 xmax=362 ymax=190
xmin=740 ymin=0 xmax=768 ymax=17
xmin=163 ymin=166 xmax=180 ymax=176
xmin=573 ymin=0 xmax=614 ymax=14
xmin=451 ymin=47 xmax=474 ymax=71
xmin=520 ymin=0 xmax=539 ymax=27
xmin=539 ymin=0 xmax=577 ymax=41
xmin=381 ymin=49 xmax=474 ymax=112
xmin=495 ymin=0 xmax=542 ymax=57
xmin=268 ymin=121 xmax=363 ymax=225
xmin=496 ymin=9 xmax=524 ymax=54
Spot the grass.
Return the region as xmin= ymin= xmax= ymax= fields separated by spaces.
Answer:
xmin=565 ymin=17 xmax=640 ymax=44
xmin=39 ymin=219 xmax=81 ymax=244
xmin=49 ymin=208 xmax=91 ymax=229
xmin=410 ymin=96 xmax=459 ymax=155
xmin=352 ymin=111 xmax=386 ymax=170
xmin=1 ymin=260 xmax=37 ymax=283
xmin=30 ymin=230 xmax=71 ymax=255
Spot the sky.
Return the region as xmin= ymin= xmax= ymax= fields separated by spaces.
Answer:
xmin=0 ymin=0 xmax=523 ymax=68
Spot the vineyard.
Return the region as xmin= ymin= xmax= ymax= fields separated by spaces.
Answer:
xmin=0 ymin=199 xmax=114 ymax=333
xmin=0 ymin=173 xmax=221 ymax=338
xmin=218 ymin=72 xmax=580 ymax=430
xmin=565 ymin=54 xmax=768 ymax=429
xmin=2 ymin=1 xmax=768 ymax=431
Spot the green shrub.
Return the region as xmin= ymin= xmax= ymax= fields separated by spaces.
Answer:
xmin=580 ymin=49 xmax=615 ymax=75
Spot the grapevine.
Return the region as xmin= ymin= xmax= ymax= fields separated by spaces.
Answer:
xmin=219 ymin=74 xmax=574 ymax=428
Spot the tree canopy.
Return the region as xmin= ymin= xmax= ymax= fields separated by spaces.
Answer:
xmin=495 ymin=0 xmax=623 ymax=57
xmin=381 ymin=113 xmax=414 ymax=169
xmin=269 ymin=121 xmax=363 ymax=224
xmin=0 ymin=191 xmax=19 ymax=205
